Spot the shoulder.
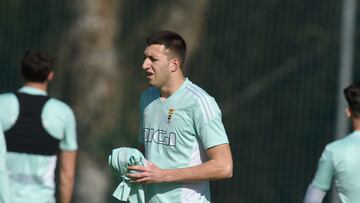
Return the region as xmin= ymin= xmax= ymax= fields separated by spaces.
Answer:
xmin=141 ymin=87 xmax=158 ymax=98
xmin=185 ymin=82 xmax=216 ymax=104
xmin=327 ymin=132 xmax=359 ymax=152
xmin=46 ymin=97 xmax=75 ymax=117
xmin=0 ymin=92 xmax=18 ymax=108
xmin=327 ymin=133 xmax=353 ymax=148
xmin=184 ymin=82 xmax=219 ymax=113
xmin=0 ymin=92 xmax=17 ymax=102
xmin=140 ymin=87 xmax=159 ymax=105
xmin=323 ymin=136 xmax=349 ymax=158
xmin=320 ymin=134 xmax=359 ymax=164
xmin=0 ymin=92 xmax=18 ymax=126
xmin=324 ymin=139 xmax=342 ymax=151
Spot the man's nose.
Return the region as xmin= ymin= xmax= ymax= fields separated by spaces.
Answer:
xmin=142 ymin=58 xmax=150 ymax=70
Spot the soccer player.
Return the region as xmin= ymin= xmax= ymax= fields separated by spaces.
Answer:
xmin=303 ymin=81 xmax=360 ymax=203
xmin=127 ymin=30 xmax=233 ymax=203
xmin=0 ymin=50 xmax=78 ymax=203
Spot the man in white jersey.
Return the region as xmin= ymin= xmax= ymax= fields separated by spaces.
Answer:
xmin=303 ymin=81 xmax=360 ymax=203
xmin=0 ymin=50 xmax=78 ymax=203
xmin=127 ymin=30 xmax=233 ymax=203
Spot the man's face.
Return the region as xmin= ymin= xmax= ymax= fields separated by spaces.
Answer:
xmin=142 ymin=44 xmax=172 ymax=87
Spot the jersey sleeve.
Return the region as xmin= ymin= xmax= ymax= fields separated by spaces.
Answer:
xmin=311 ymin=145 xmax=334 ymax=191
xmin=303 ymin=185 xmax=326 ymax=203
xmin=59 ymin=106 xmax=78 ymax=151
xmin=0 ymin=93 xmax=18 ymax=131
xmin=194 ymin=97 xmax=229 ymax=149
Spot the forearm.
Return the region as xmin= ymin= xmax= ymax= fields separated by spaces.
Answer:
xmin=176 ymin=143 xmax=233 ymax=182
xmin=128 ymin=144 xmax=233 ymax=183
xmin=163 ymin=158 xmax=232 ymax=183
xmin=59 ymin=151 xmax=77 ymax=203
xmin=59 ymin=176 xmax=74 ymax=203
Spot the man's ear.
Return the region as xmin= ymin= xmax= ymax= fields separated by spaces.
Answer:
xmin=47 ymin=71 xmax=55 ymax=81
xmin=345 ymin=107 xmax=352 ymax=118
xmin=170 ymin=58 xmax=180 ymax=72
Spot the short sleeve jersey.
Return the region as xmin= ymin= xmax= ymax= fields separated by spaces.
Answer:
xmin=0 ymin=86 xmax=78 ymax=203
xmin=138 ymin=78 xmax=229 ymax=203
xmin=311 ymin=130 xmax=360 ymax=203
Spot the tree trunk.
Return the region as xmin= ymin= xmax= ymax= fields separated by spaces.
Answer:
xmin=56 ymin=0 xmax=122 ymax=202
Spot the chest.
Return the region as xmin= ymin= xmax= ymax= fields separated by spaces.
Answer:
xmin=143 ymin=101 xmax=193 ymax=127
xmin=142 ymin=101 xmax=196 ymax=146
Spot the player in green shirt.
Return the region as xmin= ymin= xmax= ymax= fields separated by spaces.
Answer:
xmin=127 ymin=30 xmax=233 ymax=203
xmin=303 ymin=81 xmax=360 ymax=203
xmin=0 ymin=50 xmax=77 ymax=203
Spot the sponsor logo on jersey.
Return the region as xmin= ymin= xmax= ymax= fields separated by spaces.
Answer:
xmin=143 ymin=128 xmax=176 ymax=146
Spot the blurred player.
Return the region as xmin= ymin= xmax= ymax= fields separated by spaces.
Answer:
xmin=127 ymin=30 xmax=233 ymax=203
xmin=303 ymin=81 xmax=360 ymax=203
xmin=0 ymin=50 xmax=78 ymax=203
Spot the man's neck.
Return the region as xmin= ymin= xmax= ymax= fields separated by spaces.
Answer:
xmin=24 ymin=82 xmax=48 ymax=92
xmin=353 ymin=119 xmax=360 ymax=131
xmin=160 ymin=77 xmax=185 ymax=99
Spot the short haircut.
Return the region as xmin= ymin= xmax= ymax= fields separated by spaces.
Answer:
xmin=344 ymin=81 xmax=360 ymax=118
xmin=146 ymin=30 xmax=186 ymax=68
xmin=21 ymin=49 xmax=54 ymax=82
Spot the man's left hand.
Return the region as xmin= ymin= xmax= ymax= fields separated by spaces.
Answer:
xmin=127 ymin=161 xmax=167 ymax=183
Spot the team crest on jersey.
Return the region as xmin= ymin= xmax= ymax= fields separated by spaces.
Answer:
xmin=167 ymin=108 xmax=175 ymax=123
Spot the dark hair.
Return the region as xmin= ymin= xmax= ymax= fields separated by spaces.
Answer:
xmin=21 ymin=50 xmax=54 ymax=82
xmin=344 ymin=81 xmax=360 ymax=118
xmin=146 ymin=30 xmax=186 ymax=68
